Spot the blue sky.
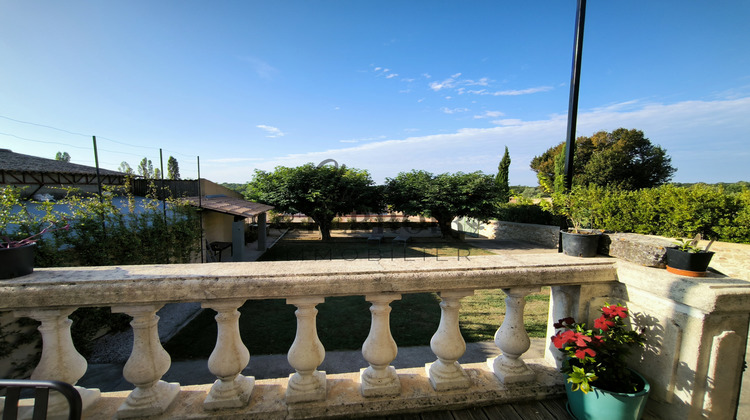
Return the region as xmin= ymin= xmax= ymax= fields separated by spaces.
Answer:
xmin=1 ymin=1 xmax=748 ymax=186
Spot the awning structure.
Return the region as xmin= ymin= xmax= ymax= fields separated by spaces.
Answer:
xmin=185 ymin=195 xmax=274 ymax=219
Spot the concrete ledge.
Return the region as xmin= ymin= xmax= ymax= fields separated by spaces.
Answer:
xmin=81 ymin=359 xmax=564 ymax=419
xmin=600 ymin=233 xmax=674 ymax=268
xmin=0 ymin=254 xmax=617 ymax=309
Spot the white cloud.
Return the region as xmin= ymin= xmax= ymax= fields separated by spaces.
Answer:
xmin=207 ymin=97 xmax=750 ymax=186
xmin=430 ymin=73 xmax=463 ymax=91
xmin=238 ymin=56 xmax=277 ymax=79
xmin=256 ymin=125 xmax=285 ymax=138
xmin=442 ymin=107 xmax=470 ymax=114
xmin=474 ymin=110 xmax=505 ymax=119
xmin=482 ymin=86 xmax=554 ymax=96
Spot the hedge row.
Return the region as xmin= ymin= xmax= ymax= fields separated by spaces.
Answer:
xmin=496 ymin=184 xmax=749 ymax=244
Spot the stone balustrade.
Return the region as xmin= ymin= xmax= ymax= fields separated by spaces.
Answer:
xmin=1 ymin=253 xmax=749 ymax=419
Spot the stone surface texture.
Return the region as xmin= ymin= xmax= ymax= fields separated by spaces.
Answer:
xmin=5 ymin=239 xmax=750 ymax=419
xmin=599 ymin=233 xmax=674 ymax=267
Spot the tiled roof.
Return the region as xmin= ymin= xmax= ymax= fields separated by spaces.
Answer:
xmin=185 ymin=195 xmax=273 ymax=218
xmin=0 ymin=149 xmax=125 ymax=176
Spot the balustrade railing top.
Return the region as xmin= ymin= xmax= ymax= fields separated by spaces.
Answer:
xmin=0 ymin=254 xmax=618 ymax=419
xmin=0 ymin=253 xmax=616 ymax=310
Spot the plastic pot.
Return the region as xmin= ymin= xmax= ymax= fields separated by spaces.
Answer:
xmin=0 ymin=243 xmax=36 ymax=279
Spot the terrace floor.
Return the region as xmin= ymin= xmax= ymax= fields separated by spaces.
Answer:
xmin=375 ymin=398 xmax=572 ymax=420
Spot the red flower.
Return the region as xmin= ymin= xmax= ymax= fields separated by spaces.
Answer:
xmin=575 ymin=347 xmax=596 ymax=360
xmin=602 ymin=305 xmax=628 ymax=319
xmin=554 ymin=317 xmax=576 ymax=328
xmin=573 ymin=332 xmax=592 ymax=348
xmin=551 ymin=330 xmax=576 ymax=349
xmin=594 ymin=316 xmax=615 ymax=331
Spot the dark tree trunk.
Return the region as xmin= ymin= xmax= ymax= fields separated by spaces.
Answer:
xmin=435 ymin=216 xmax=455 ymax=239
xmin=313 ymin=216 xmax=333 ymax=241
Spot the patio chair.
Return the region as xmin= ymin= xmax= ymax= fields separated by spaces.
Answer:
xmin=0 ymin=379 xmax=82 ymax=420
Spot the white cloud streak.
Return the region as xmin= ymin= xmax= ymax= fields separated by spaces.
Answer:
xmin=256 ymin=125 xmax=285 ymax=138
xmin=207 ymin=97 xmax=750 ymax=186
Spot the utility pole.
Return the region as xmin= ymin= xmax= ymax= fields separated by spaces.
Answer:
xmin=560 ymin=0 xmax=587 ymax=251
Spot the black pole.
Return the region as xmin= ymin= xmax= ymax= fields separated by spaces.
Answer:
xmin=160 ymin=148 xmax=166 ymax=220
xmin=560 ymin=0 xmax=587 ymax=251
xmin=564 ymin=0 xmax=586 ymax=192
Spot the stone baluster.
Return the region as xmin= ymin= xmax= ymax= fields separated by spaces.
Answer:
xmin=487 ymin=287 xmax=540 ymax=383
xmin=361 ymin=293 xmax=401 ymax=397
xmin=112 ymin=304 xmax=180 ymax=418
xmin=286 ymin=296 xmax=326 ymax=403
xmin=13 ymin=308 xmax=101 ymax=417
xmin=202 ymin=300 xmax=254 ymax=410
xmin=426 ymin=290 xmax=474 ymax=391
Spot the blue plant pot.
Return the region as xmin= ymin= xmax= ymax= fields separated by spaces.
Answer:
xmin=0 ymin=243 xmax=36 ymax=279
xmin=566 ymin=370 xmax=650 ymax=420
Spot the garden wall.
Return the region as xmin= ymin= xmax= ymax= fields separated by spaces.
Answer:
xmin=465 ymin=219 xmax=560 ymax=248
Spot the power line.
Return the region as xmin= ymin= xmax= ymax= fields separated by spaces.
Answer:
xmin=0 ymin=115 xmax=92 ymax=137
xmin=0 ymin=114 xmax=199 ymax=160
xmin=0 ymin=132 xmax=92 ymax=150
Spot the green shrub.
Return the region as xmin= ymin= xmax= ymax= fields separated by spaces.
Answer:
xmin=544 ymin=183 xmax=749 ymax=244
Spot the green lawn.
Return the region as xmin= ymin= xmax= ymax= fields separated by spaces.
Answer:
xmin=164 ymin=236 xmax=550 ymax=359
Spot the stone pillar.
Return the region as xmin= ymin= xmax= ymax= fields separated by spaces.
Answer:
xmin=286 ymin=296 xmax=326 ymax=403
xmin=112 ymin=304 xmax=180 ymax=418
xmin=202 ymin=300 xmax=254 ymax=410
xmin=232 ymin=217 xmax=245 ymax=262
xmin=13 ymin=308 xmax=101 ymax=416
xmin=257 ymin=212 xmax=267 ymax=251
xmin=361 ymin=293 xmax=401 ymax=397
xmin=487 ymin=287 xmax=540 ymax=384
xmin=426 ymin=290 xmax=474 ymax=391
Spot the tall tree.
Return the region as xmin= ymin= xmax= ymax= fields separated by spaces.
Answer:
xmin=55 ymin=151 xmax=71 ymax=162
xmin=530 ymin=128 xmax=675 ymax=190
xmin=138 ymin=158 xmax=156 ymax=179
xmin=245 ymin=163 xmax=380 ymax=241
xmin=496 ymin=146 xmax=511 ymax=203
xmin=167 ymin=156 xmax=180 ymax=180
xmin=385 ymin=170 xmax=499 ymax=238
xmin=118 ymin=161 xmax=134 ymax=175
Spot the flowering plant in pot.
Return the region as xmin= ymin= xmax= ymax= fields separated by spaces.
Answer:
xmin=552 ymin=304 xmax=650 ymax=420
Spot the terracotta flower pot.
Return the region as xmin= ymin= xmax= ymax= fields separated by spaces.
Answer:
xmin=665 ymin=247 xmax=714 ymax=277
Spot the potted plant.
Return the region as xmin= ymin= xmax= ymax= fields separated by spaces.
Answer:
xmin=665 ymin=234 xmax=715 ymax=277
xmin=551 ymin=304 xmax=650 ymax=420
xmin=1 ymin=221 xmax=69 ymax=279
xmin=546 ymin=186 xmax=603 ymax=257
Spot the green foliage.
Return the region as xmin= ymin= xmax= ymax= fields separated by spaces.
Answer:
xmin=552 ymin=304 xmax=646 ymax=394
xmin=385 ymin=170 xmax=500 ymax=238
xmin=531 ymin=128 xmax=676 ymax=190
xmin=220 ymin=183 xmax=248 ymax=194
xmin=496 ymin=146 xmax=511 ymax=203
xmin=36 ymin=185 xmax=202 ymax=266
xmin=540 ymin=183 xmax=749 ymax=243
xmin=1 ymin=184 xmax=202 ymax=375
xmin=54 ymin=151 xmax=71 ymax=162
xmin=245 ymin=163 xmax=380 ymax=241
xmin=167 ymin=156 xmax=180 ymax=180
xmin=137 ymin=157 xmax=160 ymax=179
